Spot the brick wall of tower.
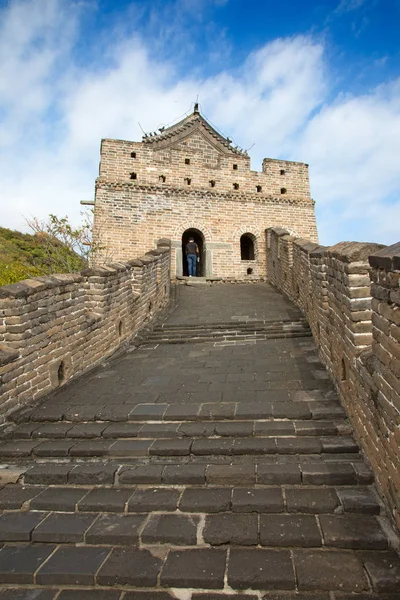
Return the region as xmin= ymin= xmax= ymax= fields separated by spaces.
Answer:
xmin=267 ymin=228 xmax=400 ymax=533
xmin=94 ymin=193 xmax=317 ymax=282
xmin=93 ymin=135 xmax=317 ymax=279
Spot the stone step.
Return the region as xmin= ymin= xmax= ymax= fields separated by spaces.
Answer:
xmin=0 ymin=484 xmax=381 ymax=516
xmin=1 ymin=542 xmax=399 ymax=593
xmin=147 ymin=331 xmax=311 ymax=343
xmin=0 ymin=435 xmax=359 ymax=459
xmin=150 ymin=318 xmax=310 ymax=330
xmin=148 ymin=323 xmax=311 ymax=338
xmin=153 ymin=318 xmax=309 ymax=331
xmin=1 ymin=591 xmax=398 ymax=600
xmin=6 ymin=418 xmax=352 ymax=440
xmin=148 ymin=330 xmax=313 ymax=344
xmin=18 ymin=459 xmax=374 ymax=486
xmin=8 ymin=401 xmax=347 ymax=424
xmin=0 ymin=509 xmax=388 ymax=550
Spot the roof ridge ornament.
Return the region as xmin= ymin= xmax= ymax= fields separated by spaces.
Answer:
xmin=141 ymin=105 xmax=247 ymax=156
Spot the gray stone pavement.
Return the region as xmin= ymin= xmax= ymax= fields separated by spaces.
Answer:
xmin=168 ymin=282 xmax=302 ymax=324
xmin=0 ymin=284 xmax=399 ymax=597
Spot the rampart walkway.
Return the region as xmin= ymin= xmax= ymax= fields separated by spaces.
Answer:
xmin=0 ymin=283 xmax=399 ymax=598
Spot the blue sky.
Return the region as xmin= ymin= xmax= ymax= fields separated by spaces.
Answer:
xmin=0 ymin=0 xmax=399 ymax=245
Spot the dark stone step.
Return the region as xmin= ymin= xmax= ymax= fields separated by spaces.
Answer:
xmin=148 ymin=330 xmax=312 ymax=344
xmin=8 ymin=401 xmax=347 ymax=424
xmin=7 ymin=418 xmax=350 ymax=441
xmin=20 ymin=459 xmax=374 ymax=486
xmin=0 ymin=511 xmax=388 ymax=551
xmin=147 ymin=325 xmax=311 ymax=340
xmin=1 ymin=543 xmax=399 ymax=593
xmin=0 ymin=484 xmax=380 ymax=515
xmin=150 ymin=322 xmax=309 ymax=333
xmin=153 ymin=318 xmax=309 ymax=331
xmin=0 ymin=435 xmax=358 ymax=459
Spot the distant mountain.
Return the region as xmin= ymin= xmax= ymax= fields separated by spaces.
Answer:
xmin=0 ymin=226 xmax=87 ymax=286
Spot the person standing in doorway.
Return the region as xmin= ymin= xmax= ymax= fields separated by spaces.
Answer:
xmin=185 ymin=237 xmax=199 ymax=277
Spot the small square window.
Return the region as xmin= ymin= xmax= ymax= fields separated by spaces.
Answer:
xmin=185 ymin=178 xmax=191 ymax=185
xmin=233 ymin=183 xmax=239 ymax=190
xmin=131 ymin=151 xmax=137 ymax=158
xmin=281 ymin=187 xmax=287 ymax=194
xmin=256 ymin=185 xmax=262 ymax=193
xmin=280 ymin=169 xmax=285 ymax=175
xmin=185 ymin=158 xmax=190 ymax=165
xmin=233 ymin=164 xmax=238 ymax=170
xmin=130 ymin=172 xmax=137 ymax=180
xmin=210 ymin=180 xmax=216 ymax=188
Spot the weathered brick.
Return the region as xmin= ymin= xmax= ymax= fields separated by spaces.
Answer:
xmin=228 ymin=549 xmax=295 ymax=590
xmin=161 ymin=549 xmax=226 ymax=589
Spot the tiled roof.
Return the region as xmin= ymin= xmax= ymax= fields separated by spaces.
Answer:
xmin=142 ymin=107 xmax=247 ymax=156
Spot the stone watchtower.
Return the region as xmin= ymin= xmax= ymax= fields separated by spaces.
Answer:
xmin=92 ymin=104 xmax=318 ymax=279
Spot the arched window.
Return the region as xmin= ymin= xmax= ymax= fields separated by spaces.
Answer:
xmin=240 ymin=234 xmax=255 ymax=260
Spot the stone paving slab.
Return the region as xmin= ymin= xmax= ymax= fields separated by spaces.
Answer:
xmin=0 ymin=545 xmax=56 ymax=583
xmin=0 ymin=590 xmax=59 ymax=600
xmin=30 ymin=487 xmax=89 ymax=511
xmin=0 ymin=511 xmax=48 ymax=542
xmin=293 ymin=549 xmax=368 ymax=591
xmin=231 ymin=488 xmax=284 ymax=512
xmin=77 ymin=489 xmax=134 ymax=512
xmin=160 ymin=548 xmax=226 ymax=589
xmin=228 ymin=548 xmax=295 ymax=590
xmin=142 ymin=513 xmax=198 ymax=545
xmin=0 ymin=484 xmax=46 ymax=508
xmin=36 ymin=547 xmax=110 ymax=586
xmin=128 ymin=487 xmax=182 ymax=512
xmin=32 ymin=513 xmax=97 ymax=543
xmin=96 ymin=548 xmax=162 ymax=587
xmin=85 ymin=513 xmax=145 ymax=545
xmin=319 ymin=514 xmax=388 ymax=549
xmin=179 ymin=487 xmax=231 ymax=512
xmin=203 ymin=513 xmax=259 ymax=545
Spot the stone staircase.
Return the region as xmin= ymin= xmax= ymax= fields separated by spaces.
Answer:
xmin=147 ymin=318 xmax=312 ymax=345
xmin=0 ymin=302 xmax=399 ymax=597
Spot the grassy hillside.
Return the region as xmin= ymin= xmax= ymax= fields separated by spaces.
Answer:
xmin=0 ymin=226 xmax=87 ymax=286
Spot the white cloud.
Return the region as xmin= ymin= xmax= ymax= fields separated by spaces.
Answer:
xmin=298 ymin=80 xmax=400 ymax=243
xmin=200 ymin=36 xmax=326 ymax=158
xmin=335 ymin=0 xmax=368 ymax=13
xmin=0 ymin=0 xmax=399 ymax=247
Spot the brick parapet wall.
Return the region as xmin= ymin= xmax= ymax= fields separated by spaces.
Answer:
xmin=0 ymin=241 xmax=171 ymax=421
xmin=99 ymin=138 xmax=311 ymax=198
xmin=266 ymin=227 xmax=400 ymax=531
xmin=368 ymin=244 xmax=400 ymax=521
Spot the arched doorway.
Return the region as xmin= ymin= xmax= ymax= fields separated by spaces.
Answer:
xmin=240 ymin=233 xmax=256 ymax=260
xmin=182 ymin=228 xmax=205 ymax=277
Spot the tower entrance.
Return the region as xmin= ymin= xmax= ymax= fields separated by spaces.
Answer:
xmin=182 ymin=228 xmax=205 ymax=277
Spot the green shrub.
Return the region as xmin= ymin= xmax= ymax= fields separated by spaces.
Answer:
xmin=0 ymin=261 xmax=42 ymax=286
